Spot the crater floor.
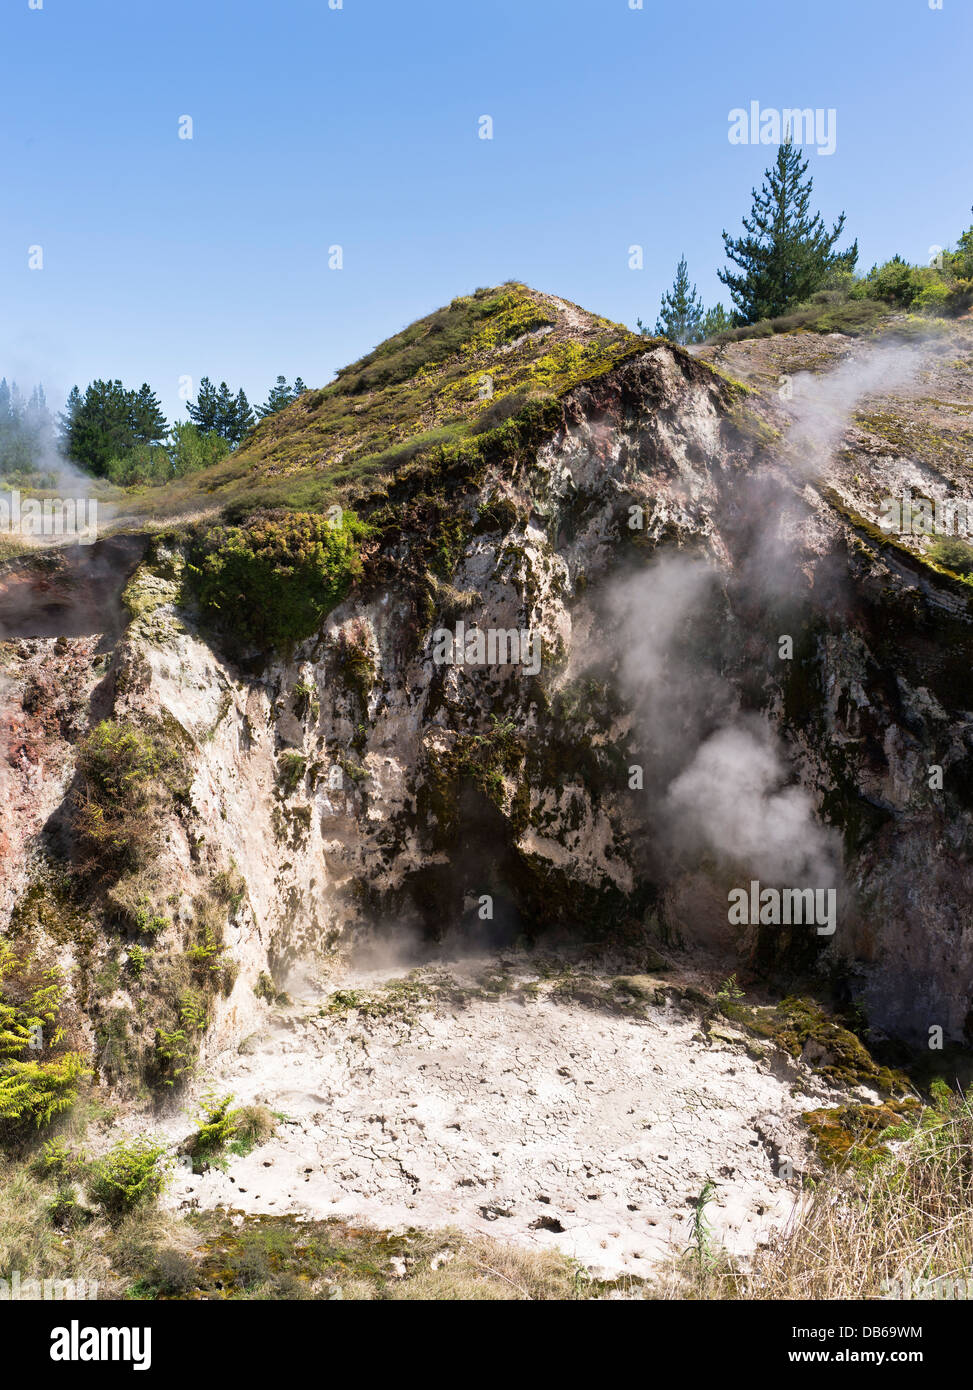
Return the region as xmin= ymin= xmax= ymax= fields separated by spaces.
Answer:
xmin=155 ymin=951 xmax=832 ymax=1277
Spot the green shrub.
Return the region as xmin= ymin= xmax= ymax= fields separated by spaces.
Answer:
xmin=848 ymin=248 xmax=971 ymax=316
xmin=229 ymin=1105 xmax=277 ymax=1157
xmin=168 ymin=421 xmax=231 ymax=479
xmin=151 ymin=1028 xmax=193 ymax=1088
xmin=47 ymin=1185 xmax=92 ymax=1230
xmin=276 ymin=752 xmax=308 ymax=796
xmin=35 ymin=1137 xmax=79 ymax=1180
xmin=0 ymin=940 xmax=63 ymax=1059
xmin=946 ymin=226 xmax=973 ymax=282
xmin=0 ymin=1054 xmax=89 ymax=1135
xmin=211 ymin=864 xmax=247 ymax=915
xmin=73 ymin=720 xmax=182 ymax=876
xmin=291 ymin=680 xmax=319 ymax=723
xmin=913 ymin=279 xmax=952 ymax=311
xmin=88 ymin=1137 xmax=168 ymax=1219
xmin=851 ymin=255 xmax=920 ymax=307
xmin=184 ymin=508 xmax=369 ymax=651
xmin=928 ymin=536 xmax=973 ymax=576
xmin=183 ymin=1096 xmax=276 ymax=1170
xmin=253 ymin=971 xmax=282 ymax=1003
xmin=0 ymin=940 xmax=89 ymax=1140
xmin=77 ymin=721 xmax=161 ymax=801
xmin=186 ymin=1094 xmax=240 ymax=1169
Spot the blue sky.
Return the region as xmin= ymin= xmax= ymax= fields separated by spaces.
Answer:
xmin=1 ymin=0 xmax=970 ymax=421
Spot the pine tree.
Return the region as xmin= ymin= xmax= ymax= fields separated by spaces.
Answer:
xmin=186 ymin=377 xmax=221 ymax=434
xmin=226 ymin=388 xmax=255 ymax=444
xmin=719 ymin=135 xmax=857 ymax=324
xmin=699 ymin=303 xmax=733 ymax=339
xmin=291 ymin=377 xmax=308 ymax=398
xmin=187 ymin=378 xmax=253 ymax=444
xmin=257 ymin=375 xmax=295 ymax=419
xmin=213 ymin=382 xmax=237 ymax=439
xmin=131 ymin=383 xmax=168 ymax=445
xmin=55 ymin=386 xmax=82 ymax=467
xmin=60 ymin=379 xmax=139 ymax=475
xmin=652 ymin=255 xmax=705 ymax=344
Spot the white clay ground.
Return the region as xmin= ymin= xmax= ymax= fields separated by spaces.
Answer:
xmin=142 ymin=951 xmax=845 ymax=1278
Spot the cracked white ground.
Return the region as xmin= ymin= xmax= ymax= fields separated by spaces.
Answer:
xmin=157 ymin=952 xmax=828 ymax=1278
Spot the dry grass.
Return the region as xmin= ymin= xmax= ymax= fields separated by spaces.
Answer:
xmin=649 ymin=1082 xmax=973 ymax=1301
xmin=383 ymin=1232 xmax=593 ymax=1301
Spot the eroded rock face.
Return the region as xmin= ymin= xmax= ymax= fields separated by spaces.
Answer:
xmin=2 ymin=327 xmax=973 ymax=1064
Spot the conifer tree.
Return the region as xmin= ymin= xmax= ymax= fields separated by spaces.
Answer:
xmin=188 ymin=378 xmax=254 ymax=444
xmin=59 ymin=379 xmax=138 ymax=474
xmin=652 ymin=255 xmax=704 ymax=343
xmin=257 ymin=375 xmax=296 ymax=419
xmin=719 ymin=135 xmax=857 ymax=323
xmin=131 ymin=383 xmax=168 ymax=444
xmin=186 ymin=377 xmax=221 ymax=434
xmin=227 ymin=388 xmax=255 ymax=444
xmin=699 ymin=303 xmax=733 ymax=339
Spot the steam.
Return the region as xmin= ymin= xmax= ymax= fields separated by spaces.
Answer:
xmin=608 ymin=341 xmax=926 ymax=901
xmin=610 ymin=552 xmax=838 ymax=889
xmin=782 ymin=343 xmax=923 ymax=480
xmin=666 ymin=720 xmax=835 ymax=883
xmin=0 ymin=381 xmax=114 ymax=549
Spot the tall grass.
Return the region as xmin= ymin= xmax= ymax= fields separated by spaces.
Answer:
xmin=651 ymin=1082 xmax=973 ymax=1300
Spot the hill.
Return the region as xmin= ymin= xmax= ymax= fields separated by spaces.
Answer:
xmin=123 ymin=283 xmax=646 ymax=523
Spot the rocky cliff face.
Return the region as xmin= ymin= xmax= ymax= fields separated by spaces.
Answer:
xmin=2 ymin=290 xmax=972 ymax=1115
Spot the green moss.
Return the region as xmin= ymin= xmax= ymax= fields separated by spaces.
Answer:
xmin=722 ymin=995 xmax=912 ymax=1095
xmin=322 ymin=979 xmax=432 ymax=1023
xmin=331 ymin=619 xmax=376 ymax=712
xmin=802 ymin=1099 xmax=919 ymax=1168
xmin=822 ymin=485 xmax=973 ymax=600
xmin=121 ymin=560 xmax=181 ymax=622
xmin=184 ymin=509 xmax=370 ymax=652
xmin=855 ymin=410 xmax=973 ymax=474
xmin=727 ymin=402 xmax=780 ymax=451
xmin=8 ymin=877 xmax=93 ymax=952
xmin=421 ymin=716 xmax=526 ymax=837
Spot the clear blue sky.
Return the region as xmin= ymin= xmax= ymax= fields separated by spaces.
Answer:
xmin=2 ymin=0 xmax=970 ymax=420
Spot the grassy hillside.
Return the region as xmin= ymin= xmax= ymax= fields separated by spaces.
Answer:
xmin=123 ymin=283 xmax=645 ymax=525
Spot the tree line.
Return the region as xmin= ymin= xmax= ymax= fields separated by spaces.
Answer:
xmin=58 ymin=374 xmax=309 ymax=484
xmin=0 ymin=380 xmax=56 ymax=478
xmin=0 ymin=374 xmax=310 ymax=485
xmin=646 ymin=136 xmax=973 ymax=344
